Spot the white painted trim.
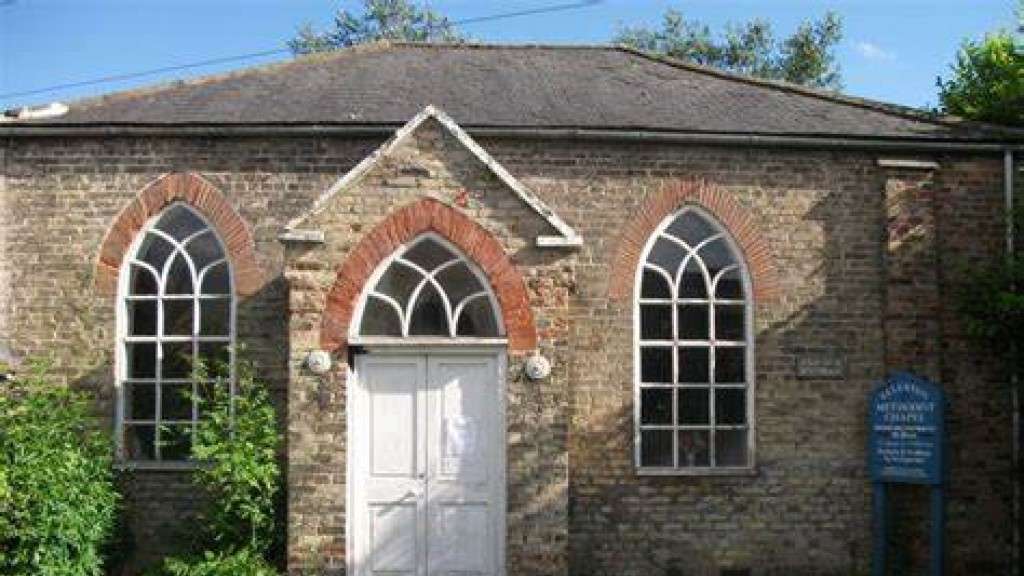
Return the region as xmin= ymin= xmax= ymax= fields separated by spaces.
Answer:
xmin=632 ymin=206 xmax=756 ymax=474
xmin=347 ymin=350 xmax=507 ymax=576
xmin=277 ymin=229 xmax=325 ymax=243
xmin=115 ymin=203 xmax=237 ymax=466
xmin=349 ymin=232 xmax=506 ymax=340
xmin=876 ymin=158 xmax=940 ymax=170
xmin=282 ymin=105 xmax=582 ymax=248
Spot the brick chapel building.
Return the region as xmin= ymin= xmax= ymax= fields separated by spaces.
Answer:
xmin=2 ymin=42 xmax=1023 ymax=575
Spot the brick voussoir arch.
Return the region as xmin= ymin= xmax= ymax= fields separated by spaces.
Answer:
xmin=321 ymin=197 xmax=538 ymax=354
xmin=95 ymin=172 xmax=262 ymax=297
xmin=608 ymin=179 xmax=780 ymax=303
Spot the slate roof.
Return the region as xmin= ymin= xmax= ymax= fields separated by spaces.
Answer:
xmin=9 ymin=42 xmax=1022 ymax=142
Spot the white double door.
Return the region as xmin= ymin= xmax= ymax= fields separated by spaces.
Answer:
xmin=351 ymin=352 xmax=505 ymax=576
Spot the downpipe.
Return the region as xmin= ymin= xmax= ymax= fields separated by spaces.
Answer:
xmin=1007 ymin=148 xmax=1019 ymax=576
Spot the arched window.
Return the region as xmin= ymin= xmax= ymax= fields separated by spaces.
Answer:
xmin=635 ymin=207 xmax=753 ymax=471
xmin=356 ymin=235 xmax=502 ymax=339
xmin=117 ymin=204 xmax=234 ymax=462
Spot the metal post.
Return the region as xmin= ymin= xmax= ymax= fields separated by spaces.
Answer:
xmin=873 ymin=482 xmax=888 ymax=576
xmin=931 ymin=486 xmax=945 ymax=576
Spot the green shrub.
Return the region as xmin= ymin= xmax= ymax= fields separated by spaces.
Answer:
xmin=160 ymin=549 xmax=278 ymax=576
xmin=0 ymin=360 xmax=119 ymax=576
xmin=155 ymin=356 xmax=283 ymax=575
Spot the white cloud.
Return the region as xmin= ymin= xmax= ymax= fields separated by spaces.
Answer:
xmin=855 ymin=41 xmax=896 ymax=61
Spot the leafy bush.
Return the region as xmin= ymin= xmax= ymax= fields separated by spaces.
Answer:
xmin=154 ymin=357 xmax=283 ymax=575
xmin=161 ymin=549 xmax=278 ymax=576
xmin=0 ymin=360 xmax=119 ymax=575
xmin=938 ymin=31 xmax=1024 ymax=126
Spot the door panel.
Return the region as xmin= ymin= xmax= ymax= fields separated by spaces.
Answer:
xmin=427 ymin=356 xmax=499 ymax=576
xmin=354 ymin=356 xmax=427 ymax=576
xmin=368 ymin=502 xmax=418 ymax=574
xmin=353 ymin=353 xmax=503 ymax=576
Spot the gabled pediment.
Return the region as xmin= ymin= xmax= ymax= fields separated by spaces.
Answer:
xmin=282 ymin=105 xmax=582 ymax=247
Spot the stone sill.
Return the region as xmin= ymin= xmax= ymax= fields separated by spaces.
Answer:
xmin=114 ymin=460 xmax=210 ymax=472
xmin=636 ymin=466 xmax=758 ymax=478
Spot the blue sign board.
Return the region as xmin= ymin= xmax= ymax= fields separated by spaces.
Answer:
xmin=869 ymin=372 xmax=946 ymax=485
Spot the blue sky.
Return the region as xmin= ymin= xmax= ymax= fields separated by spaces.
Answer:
xmin=0 ymin=0 xmax=1019 ymax=111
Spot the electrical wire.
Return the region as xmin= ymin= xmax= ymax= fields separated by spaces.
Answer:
xmin=0 ymin=0 xmax=602 ymax=102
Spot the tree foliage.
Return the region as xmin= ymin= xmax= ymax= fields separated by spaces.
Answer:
xmin=937 ymin=31 xmax=1024 ymax=126
xmin=154 ymin=357 xmax=283 ymax=575
xmin=615 ymin=10 xmax=843 ymax=89
xmin=289 ymin=0 xmax=461 ymax=55
xmin=0 ymin=360 xmax=119 ymax=576
xmin=955 ymin=212 xmax=1024 ymax=372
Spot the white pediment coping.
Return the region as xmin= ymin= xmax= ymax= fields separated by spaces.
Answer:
xmin=282 ymin=105 xmax=583 ymax=247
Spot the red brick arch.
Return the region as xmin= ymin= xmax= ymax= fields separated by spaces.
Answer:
xmin=608 ymin=179 xmax=780 ymax=303
xmin=320 ymin=197 xmax=537 ymax=354
xmin=94 ymin=172 xmax=262 ymax=297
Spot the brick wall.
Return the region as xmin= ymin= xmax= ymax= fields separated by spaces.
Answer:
xmin=0 ymin=130 xmax=1014 ymax=576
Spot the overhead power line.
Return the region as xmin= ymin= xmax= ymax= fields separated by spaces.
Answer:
xmin=0 ymin=0 xmax=602 ymax=102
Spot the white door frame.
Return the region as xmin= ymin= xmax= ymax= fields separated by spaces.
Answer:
xmin=347 ymin=343 xmax=507 ymax=576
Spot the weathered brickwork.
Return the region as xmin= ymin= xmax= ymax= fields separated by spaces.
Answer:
xmin=284 ymin=120 xmax=571 ymax=574
xmin=0 ymin=127 xmax=1014 ymax=576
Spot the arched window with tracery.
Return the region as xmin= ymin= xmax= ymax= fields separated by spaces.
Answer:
xmin=355 ymin=234 xmax=503 ymax=339
xmin=117 ymin=204 xmax=234 ymax=463
xmin=635 ymin=207 xmax=753 ymax=471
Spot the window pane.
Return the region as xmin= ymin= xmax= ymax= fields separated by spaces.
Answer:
xmin=640 ymin=430 xmax=674 ymax=467
xmin=375 ymin=261 xmax=422 ymax=309
xmin=640 ymin=347 xmax=672 ymax=383
xmin=436 ymin=262 xmax=484 ymax=306
xmin=678 ymin=259 xmax=707 ymax=298
xmin=699 ymin=238 xmax=736 ymax=279
xmin=665 ymin=211 xmax=717 ymax=247
xmin=408 ymin=283 xmax=449 ymax=336
xmin=124 ymin=425 xmax=155 ymax=460
xmin=201 ymin=262 xmax=231 ymax=295
xmin=715 ymin=388 xmax=746 ymax=425
xmin=137 ymin=234 xmax=174 ymax=272
xmin=126 ymin=342 xmax=156 ymax=379
xmin=155 ymin=206 xmax=207 ymax=241
xmin=125 ymin=383 xmax=156 ymax=420
xmin=678 ymin=347 xmax=709 ymax=383
xmin=127 ymin=300 xmax=157 ymax=336
xmin=360 ymin=297 xmax=402 ymax=336
xmin=640 ymin=269 xmax=671 ymax=299
xmin=130 ymin=263 xmax=158 ymax=295
xmin=162 ymin=384 xmax=193 ymax=421
xmin=677 ymin=304 xmax=709 ymax=339
xmin=715 ymin=304 xmax=745 ymax=341
xmin=715 ymin=268 xmax=743 ymax=299
xmin=165 ymin=254 xmax=194 ymax=295
xmin=159 ymin=425 xmax=193 ymax=461
xmin=675 ymin=258 xmax=708 ymax=297
xmin=646 ymin=237 xmax=685 ymax=278
xmin=456 ymin=297 xmax=498 ymax=337
xmin=403 ymin=238 xmax=455 ymax=271
xmin=185 ymin=231 xmax=224 ymax=272
xmin=163 ymin=300 xmax=193 ymax=336
xmin=678 ymin=388 xmax=710 ymax=424
xmin=716 ymin=429 xmax=748 ymax=467
xmin=716 ymin=348 xmax=746 ymax=383
xmin=200 ymin=299 xmax=231 ymax=336
xmin=198 ymin=342 xmax=231 ymax=375
xmin=640 ymin=304 xmax=672 ymax=340
xmin=678 ymin=430 xmax=710 ymax=467
xmin=640 ymin=388 xmax=673 ymax=425
xmin=162 ymin=342 xmax=193 ymax=379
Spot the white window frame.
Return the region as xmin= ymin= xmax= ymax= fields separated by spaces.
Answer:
xmin=350 ymin=233 xmax=507 ymax=347
xmin=633 ymin=206 xmax=756 ymax=475
xmin=114 ymin=202 xmax=236 ymax=469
